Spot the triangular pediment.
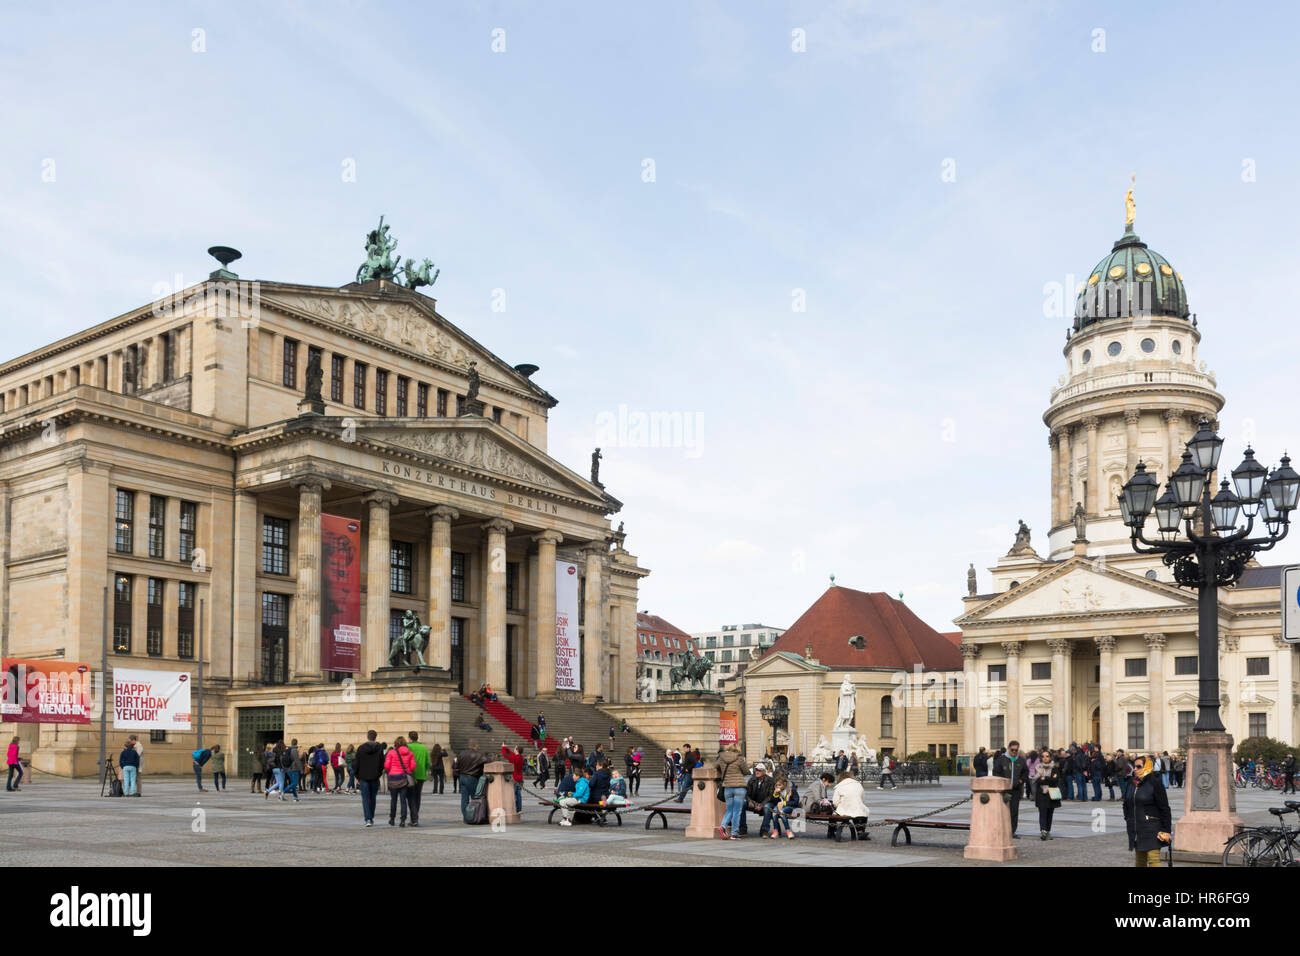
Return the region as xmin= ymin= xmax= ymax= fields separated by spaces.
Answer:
xmin=745 ymin=651 xmax=828 ymax=677
xmin=1118 ymin=693 xmax=1149 ymax=707
xmin=1024 ymin=695 xmax=1053 ymax=708
xmin=361 ymin=418 xmax=607 ymax=504
xmin=262 ymin=286 xmax=553 ymax=404
xmin=958 ymin=557 xmax=1196 ymax=624
xmin=1168 ymin=692 xmax=1200 ymax=706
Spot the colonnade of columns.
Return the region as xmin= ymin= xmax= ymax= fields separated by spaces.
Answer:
xmin=286 ymin=476 xmax=606 ymax=699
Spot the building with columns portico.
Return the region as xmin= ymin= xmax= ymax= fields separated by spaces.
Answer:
xmin=0 ymin=247 xmax=647 ymax=776
xmin=955 ymin=208 xmax=1297 ymax=757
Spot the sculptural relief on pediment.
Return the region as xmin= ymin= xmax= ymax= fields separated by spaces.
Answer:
xmin=294 ymin=296 xmax=470 ymax=366
xmin=373 ymin=429 xmax=556 ymax=490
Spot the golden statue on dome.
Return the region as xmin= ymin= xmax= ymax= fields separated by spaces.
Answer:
xmin=1125 ymin=173 xmax=1136 ymax=226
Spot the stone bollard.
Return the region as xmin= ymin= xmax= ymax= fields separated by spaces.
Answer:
xmin=484 ymin=761 xmax=521 ymax=826
xmin=964 ymin=775 xmax=1018 ymax=862
xmin=685 ymin=764 xmax=722 ymax=838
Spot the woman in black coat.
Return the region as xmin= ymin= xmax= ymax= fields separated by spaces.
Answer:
xmin=1123 ymin=756 xmax=1172 ymax=866
xmin=1032 ymin=750 xmax=1062 ymax=840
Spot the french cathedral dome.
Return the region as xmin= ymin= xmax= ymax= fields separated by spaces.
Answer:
xmin=1073 ymin=224 xmax=1190 ymax=330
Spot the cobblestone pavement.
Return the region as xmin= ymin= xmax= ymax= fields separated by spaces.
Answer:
xmin=1 ymin=777 xmax=1289 ymax=867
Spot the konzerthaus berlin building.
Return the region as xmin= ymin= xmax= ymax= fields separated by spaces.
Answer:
xmin=0 ymin=239 xmax=648 ymax=775
xmin=955 ymin=206 xmax=1296 ymax=756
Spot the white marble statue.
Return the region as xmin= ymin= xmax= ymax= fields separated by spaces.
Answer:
xmin=809 ymin=734 xmax=834 ymax=763
xmin=833 ymin=675 xmax=856 ymax=731
xmin=637 ymin=674 xmax=657 ymax=703
xmin=852 ymin=734 xmax=877 ymax=766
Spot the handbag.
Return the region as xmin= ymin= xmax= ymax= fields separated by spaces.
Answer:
xmin=386 ymin=747 xmax=412 ymax=790
xmin=1046 ymin=786 xmax=1062 ymax=801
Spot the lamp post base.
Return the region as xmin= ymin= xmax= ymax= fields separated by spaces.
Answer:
xmin=1173 ymin=730 xmax=1243 ymax=857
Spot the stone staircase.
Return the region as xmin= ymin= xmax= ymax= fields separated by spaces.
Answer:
xmin=448 ymin=695 xmax=665 ymax=772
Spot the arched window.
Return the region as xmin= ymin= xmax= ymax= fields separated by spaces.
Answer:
xmin=772 ymin=695 xmax=789 ymax=730
xmin=880 ymin=696 xmax=894 ymax=738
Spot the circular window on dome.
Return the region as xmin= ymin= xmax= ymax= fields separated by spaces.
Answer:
xmin=1172 ymin=340 xmax=1182 ymax=355
xmin=1135 ymin=262 xmax=1152 ymax=276
xmin=1141 ymin=338 xmax=1156 ymax=353
xmin=1107 ymin=341 xmax=1122 ymax=357
xmin=1109 ymin=265 xmax=1125 ymax=279
xmin=1082 ymin=349 xmax=1091 ymax=364
xmin=1088 ymin=273 xmax=1100 ymax=285
xmin=1160 ymin=264 xmax=1173 ymax=276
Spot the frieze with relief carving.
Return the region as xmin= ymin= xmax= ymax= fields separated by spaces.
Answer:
xmin=373 ymin=429 xmax=555 ymax=489
xmin=295 ymin=297 xmax=470 ymax=366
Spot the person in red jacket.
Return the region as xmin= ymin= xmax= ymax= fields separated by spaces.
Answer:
xmin=501 ymin=742 xmax=524 ymax=813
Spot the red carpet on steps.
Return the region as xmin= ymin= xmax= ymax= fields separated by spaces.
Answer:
xmin=469 ymin=696 xmax=560 ymax=756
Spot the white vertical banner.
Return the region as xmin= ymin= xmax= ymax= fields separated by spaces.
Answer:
xmin=555 ymin=560 xmax=580 ymax=691
xmin=113 ymin=667 xmax=192 ymax=730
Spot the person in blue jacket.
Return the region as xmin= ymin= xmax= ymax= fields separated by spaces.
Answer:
xmin=119 ymin=738 xmax=141 ymax=796
xmin=558 ymin=766 xmax=592 ymax=826
xmin=191 ymin=746 xmax=213 ymax=791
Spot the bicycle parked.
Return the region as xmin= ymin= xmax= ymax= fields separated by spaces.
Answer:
xmin=1222 ymin=800 xmax=1300 ymax=866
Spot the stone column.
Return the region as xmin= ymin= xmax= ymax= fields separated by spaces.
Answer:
xmin=363 ymin=492 xmax=399 ymax=675
xmin=425 ymin=506 xmax=458 ymax=672
xmin=1165 ymin=410 xmax=1184 ymax=482
xmin=1145 ymin=633 xmax=1166 ymax=751
xmin=531 ymin=530 xmax=563 ymax=699
xmin=232 ymin=491 xmax=259 ymax=682
xmin=1058 ymin=426 xmax=1073 ymax=523
xmin=1002 ymin=641 xmax=1023 ymax=744
xmin=481 ymin=518 xmax=514 ymax=692
xmin=582 ymin=543 xmax=605 ymax=701
xmin=1084 ymin=417 xmax=1101 ymax=516
xmin=290 ymin=476 xmax=329 ymax=681
xmin=1048 ymin=639 xmax=1073 ymax=744
xmin=1124 ymin=409 xmax=1141 ymax=483
xmin=1095 ymin=636 xmax=1116 ymax=750
xmin=1219 ymin=635 xmax=1240 ymax=736
xmin=960 ymin=642 xmax=981 ymax=755
xmin=1275 ymin=634 xmax=1296 ymax=747
xmin=1048 ymin=432 xmax=1060 ymax=527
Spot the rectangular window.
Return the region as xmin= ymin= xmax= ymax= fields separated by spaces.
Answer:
xmin=704 ymin=650 xmax=714 ymax=661
xmin=177 ymin=582 xmax=195 ymax=659
xmin=492 ymin=407 xmax=503 ymax=424
xmin=450 ymin=551 xmax=467 ymax=602
xmin=162 ymin=331 xmax=175 ymax=381
xmin=375 ymin=369 xmax=388 ymax=416
xmin=1124 ymin=658 xmax=1147 ymax=677
xmin=149 ymin=730 xmax=166 ymax=743
xmin=390 ymin=609 xmax=405 ymax=646
xmin=989 ymin=715 xmax=1005 ymax=750
xmin=179 ymin=501 xmax=197 ymax=563
xmin=113 ymin=574 xmax=132 ymax=653
xmin=1174 ymin=656 xmax=1198 ymax=675
xmin=1177 ymin=711 xmax=1194 ymax=747
xmin=928 ymin=744 xmax=937 ymax=757
xmin=146 ymin=578 xmax=164 ymax=656
xmin=390 ymin=541 xmax=413 ymax=595
xmin=450 ymin=617 xmax=465 ymax=691
xmin=987 ymin=664 xmax=1006 ymax=682
xmin=456 ymin=395 xmax=464 ymax=416
xmin=927 ymin=701 xmax=937 ymax=723
xmin=506 ymin=562 xmax=519 ymax=611
xmin=1030 ymin=661 xmax=1051 ymax=680
xmin=260 ymin=592 xmax=289 ymax=685
xmin=1033 ymin=714 xmax=1049 ymax=750
xmin=283 ymin=338 xmax=298 ymax=388
xmin=416 ymin=382 xmax=428 ymax=417
xmin=880 ymin=698 xmax=894 ymax=737
xmin=396 ymin=376 xmax=408 ymax=416
xmin=330 ymin=354 xmax=344 ymax=402
xmin=115 ymin=489 xmax=135 ymax=553
xmin=437 ymin=388 xmax=448 ymax=417
xmin=706 ymin=636 xmax=716 ymax=648
xmin=1128 ymin=712 xmax=1145 ymax=750
xmin=353 ymin=362 xmax=367 ymax=409
xmin=148 ymin=495 xmax=166 ymax=558
xmin=1246 ymin=657 xmax=1270 ymax=676
xmin=1249 ymin=712 xmax=1268 ymax=738
xmin=721 ymin=649 xmax=732 ymax=662
xmin=262 ymin=516 xmax=290 ymax=575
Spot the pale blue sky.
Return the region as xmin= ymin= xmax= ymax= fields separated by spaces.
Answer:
xmin=3 ymin=1 xmax=1299 ymax=633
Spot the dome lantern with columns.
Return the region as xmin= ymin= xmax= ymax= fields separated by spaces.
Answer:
xmin=1044 ymin=187 xmax=1223 ymax=562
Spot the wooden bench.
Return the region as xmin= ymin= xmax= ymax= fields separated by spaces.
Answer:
xmin=539 ymin=800 xmax=624 ymax=827
xmin=644 ymin=805 xmax=692 ymax=830
xmin=885 ymin=818 xmax=969 ymax=847
xmin=805 ymin=813 xmax=871 ymax=841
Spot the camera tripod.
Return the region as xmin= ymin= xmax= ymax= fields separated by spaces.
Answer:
xmin=100 ymin=755 xmax=121 ymax=797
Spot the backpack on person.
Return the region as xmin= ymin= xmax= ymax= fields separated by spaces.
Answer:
xmin=280 ymin=749 xmax=294 ymax=771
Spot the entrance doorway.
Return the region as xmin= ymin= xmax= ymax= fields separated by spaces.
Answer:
xmin=1091 ymin=706 xmax=1100 ymax=746
xmin=237 ymin=706 xmax=284 ymax=776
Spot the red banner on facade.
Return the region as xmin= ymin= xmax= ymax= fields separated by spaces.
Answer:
xmin=321 ymin=514 xmax=362 ymax=674
xmin=1 ymin=659 xmax=93 ymax=724
xmin=719 ymin=710 xmax=739 ymax=746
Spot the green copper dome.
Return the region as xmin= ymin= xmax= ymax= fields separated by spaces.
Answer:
xmin=1073 ymin=224 xmax=1190 ymax=330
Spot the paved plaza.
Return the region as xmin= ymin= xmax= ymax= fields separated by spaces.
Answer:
xmin=2 ymin=777 xmax=1291 ymax=867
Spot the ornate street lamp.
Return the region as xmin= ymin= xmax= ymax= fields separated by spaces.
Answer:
xmin=759 ymin=700 xmax=789 ymax=760
xmin=1118 ymin=419 xmax=1294 ymax=855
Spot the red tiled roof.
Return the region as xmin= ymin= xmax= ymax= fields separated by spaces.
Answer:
xmin=940 ymin=631 xmax=963 ymax=647
xmin=637 ymin=612 xmax=692 ymax=640
xmin=766 ymin=586 xmax=963 ymax=670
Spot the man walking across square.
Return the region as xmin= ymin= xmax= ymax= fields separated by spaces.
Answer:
xmin=993 ymin=740 xmax=1028 ymax=838
xmin=354 ymin=730 xmax=384 ymax=826
xmin=406 ymin=731 xmax=429 ymax=826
